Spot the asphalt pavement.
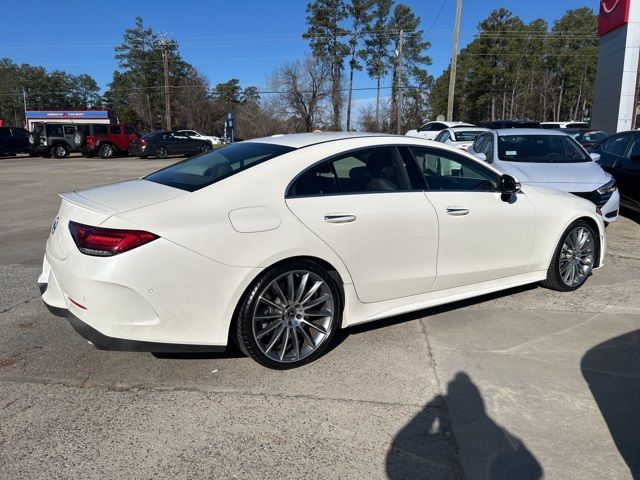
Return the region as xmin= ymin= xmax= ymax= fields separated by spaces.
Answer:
xmin=1 ymin=154 xmax=639 ymax=479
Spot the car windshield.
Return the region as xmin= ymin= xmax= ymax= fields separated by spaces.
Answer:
xmin=497 ymin=134 xmax=590 ymax=163
xmin=145 ymin=142 xmax=295 ymax=192
xmin=455 ymin=131 xmax=484 ymax=142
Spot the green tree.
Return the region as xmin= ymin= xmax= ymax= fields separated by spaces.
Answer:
xmin=345 ymin=0 xmax=375 ymax=131
xmin=361 ymin=0 xmax=392 ymax=130
xmin=303 ymin=0 xmax=349 ymax=130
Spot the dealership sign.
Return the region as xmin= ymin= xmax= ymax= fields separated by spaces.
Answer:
xmin=598 ymin=0 xmax=631 ymax=36
xmin=25 ymin=110 xmax=109 ymax=119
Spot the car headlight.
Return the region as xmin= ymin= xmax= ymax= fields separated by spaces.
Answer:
xmin=596 ymin=178 xmax=617 ymax=195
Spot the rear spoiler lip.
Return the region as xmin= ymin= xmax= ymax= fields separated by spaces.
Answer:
xmin=58 ymin=192 xmax=118 ymax=215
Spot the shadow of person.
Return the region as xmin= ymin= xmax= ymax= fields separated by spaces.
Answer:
xmin=581 ymin=330 xmax=640 ymax=479
xmin=386 ymin=372 xmax=543 ymax=480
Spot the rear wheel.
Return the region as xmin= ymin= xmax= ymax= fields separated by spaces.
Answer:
xmin=541 ymin=220 xmax=597 ymax=291
xmin=98 ymin=143 xmax=114 ymax=159
xmin=200 ymin=143 xmax=212 ymax=153
xmin=51 ymin=145 xmax=69 ymax=158
xmin=236 ymin=260 xmax=341 ymax=369
xmin=155 ymin=146 xmax=168 ymax=159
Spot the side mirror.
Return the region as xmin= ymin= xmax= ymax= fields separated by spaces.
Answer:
xmin=500 ymin=174 xmax=521 ymax=195
xmin=589 ymin=152 xmax=601 ymax=162
xmin=474 ymin=152 xmax=487 ymax=162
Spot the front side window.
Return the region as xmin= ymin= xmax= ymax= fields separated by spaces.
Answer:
xmin=146 ymin=142 xmax=295 ymax=192
xmin=497 ymin=134 xmax=590 ymax=163
xmin=602 ymin=133 xmax=632 ymax=156
xmin=410 ymin=147 xmax=499 ymax=191
xmin=110 ymin=125 xmax=121 ymax=135
xmin=124 ymin=126 xmax=135 ymax=135
xmin=47 ymin=125 xmax=63 ymax=137
xmin=64 ymin=126 xmax=76 ymax=135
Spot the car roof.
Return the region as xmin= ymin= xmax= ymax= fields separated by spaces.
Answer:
xmin=245 ymin=132 xmax=400 ymax=148
xmin=494 ymin=128 xmax=570 ymax=136
xmin=448 ymin=126 xmax=489 ymax=131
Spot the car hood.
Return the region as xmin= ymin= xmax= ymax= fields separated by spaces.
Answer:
xmin=73 ymin=179 xmax=186 ymax=214
xmin=495 ymin=161 xmax=610 ymax=191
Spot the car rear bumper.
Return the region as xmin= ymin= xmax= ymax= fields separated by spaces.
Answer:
xmin=39 ymin=229 xmax=260 ymax=349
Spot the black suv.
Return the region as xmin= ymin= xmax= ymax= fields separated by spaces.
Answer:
xmin=30 ymin=123 xmax=78 ymax=158
xmin=0 ymin=127 xmax=31 ymax=156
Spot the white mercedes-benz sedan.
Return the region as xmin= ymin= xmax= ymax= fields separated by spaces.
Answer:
xmin=39 ymin=132 xmax=606 ymax=369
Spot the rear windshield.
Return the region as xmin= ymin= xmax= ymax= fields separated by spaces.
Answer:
xmin=141 ymin=132 xmax=165 ymax=140
xmin=455 ymin=131 xmax=484 ymax=142
xmin=145 ymin=142 xmax=295 ymax=192
xmin=498 ymin=135 xmax=590 ymax=163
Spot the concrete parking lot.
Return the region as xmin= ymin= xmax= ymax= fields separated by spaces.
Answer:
xmin=0 ymin=154 xmax=639 ymax=479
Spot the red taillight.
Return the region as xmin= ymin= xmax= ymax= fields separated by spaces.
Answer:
xmin=68 ymin=221 xmax=158 ymax=257
xmin=140 ymin=139 xmax=148 ymax=146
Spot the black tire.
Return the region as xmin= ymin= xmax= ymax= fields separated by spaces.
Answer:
xmin=155 ymin=146 xmax=168 ymax=159
xmin=236 ymin=259 xmax=342 ymax=369
xmin=98 ymin=143 xmax=114 ymax=159
xmin=51 ymin=144 xmax=69 ymax=158
xmin=200 ymin=143 xmax=212 ymax=153
xmin=541 ymin=220 xmax=597 ymax=292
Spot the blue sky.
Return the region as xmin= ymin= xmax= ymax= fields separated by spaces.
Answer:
xmin=2 ymin=0 xmax=596 ymax=106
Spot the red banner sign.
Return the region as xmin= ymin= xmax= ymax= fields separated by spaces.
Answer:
xmin=598 ymin=0 xmax=631 ymax=36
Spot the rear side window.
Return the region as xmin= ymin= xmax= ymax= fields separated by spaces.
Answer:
xmin=145 ymin=142 xmax=295 ymax=192
xmin=64 ymin=126 xmax=76 ymax=135
xmin=48 ymin=125 xmax=63 ymax=137
xmin=93 ymin=125 xmax=108 ymax=135
xmin=289 ymin=162 xmax=338 ymax=196
xmin=110 ymin=125 xmax=121 ymax=135
xmin=331 ymin=147 xmax=410 ymax=193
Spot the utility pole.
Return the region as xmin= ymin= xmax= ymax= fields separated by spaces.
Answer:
xmin=160 ymin=37 xmax=172 ymax=131
xmin=447 ymin=0 xmax=462 ymax=121
xmin=396 ymin=29 xmax=404 ymax=135
xmin=22 ymin=87 xmax=27 ymax=126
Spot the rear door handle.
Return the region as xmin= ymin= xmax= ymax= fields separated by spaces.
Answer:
xmin=324 ymin=214 xmax=357 ymax=224
xmin=446 ymin=206 xmax=469 ymax=216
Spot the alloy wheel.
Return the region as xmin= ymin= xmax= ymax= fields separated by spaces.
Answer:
xmin=559 ymin=226 xmax=594 ymax=287
xmin=54 ymin=146 xmax=66 ymax=158
xmin=252 ymin=270 xmax=335 ymax=364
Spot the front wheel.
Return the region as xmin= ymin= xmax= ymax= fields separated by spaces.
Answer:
xmin=236 ymin=260 xmax=341 ymax=369
xmin=541 ymin=220 xmax=597 ymax=291
xmin=200 ymin=143 xmax=212 ymax=153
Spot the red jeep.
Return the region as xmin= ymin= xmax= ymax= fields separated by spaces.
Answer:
xmin=74 ymin=124 xmax=138 ymax=158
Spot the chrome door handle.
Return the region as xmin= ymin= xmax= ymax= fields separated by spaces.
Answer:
xmin=324 ymin=214 xmax=357 ymax=224
xmin=446 ymin=207 xmax=469 ymax=216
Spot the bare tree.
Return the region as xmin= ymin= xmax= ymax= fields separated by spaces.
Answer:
xmin=269 ymin=57 xmax=332 ymax=132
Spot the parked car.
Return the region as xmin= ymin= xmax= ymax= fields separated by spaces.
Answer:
xmin=434 ymin=126 xmax=489 ymax=150
xmin=177 ymin=130 xmax=222 ymax=146
xmin=40 ymin=132 xmax=605 ymax=369
xmin=540 ymin=121 xmax=590 ymax=129
xmin=29 ymin=123 xmax=78 ymax=158
xmin=563 ymin=129 xmax=608 ymax=149
xmin=589 ymin=131 xmax=640 ymax=213
xmin=128 ymin=131 xmax=213 ymax=159
xmin=74 ymin=124 xmax=138 ymax=158
xmin=482 ymin=120 xmax=540 ymax=129
xmin=0 ymin=127 xmax=31 ymax=156
xmin=405 ymin=121 xmax=474 ymax=140
xmin=468 ymin=129 xmax=620 ymax=222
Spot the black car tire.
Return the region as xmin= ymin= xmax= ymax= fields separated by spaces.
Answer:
xmin=155 ymin=146 xmax=168 ymax=159
xmin=235 ymin=259 xmax=342 ymax=369
xmin=98 ymin=144 xmax=114 ymax=159
xmin=200 ymin=143 xmax=212 ymax=153
xmin=51 ymin=144 xmax=69 ymax=158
